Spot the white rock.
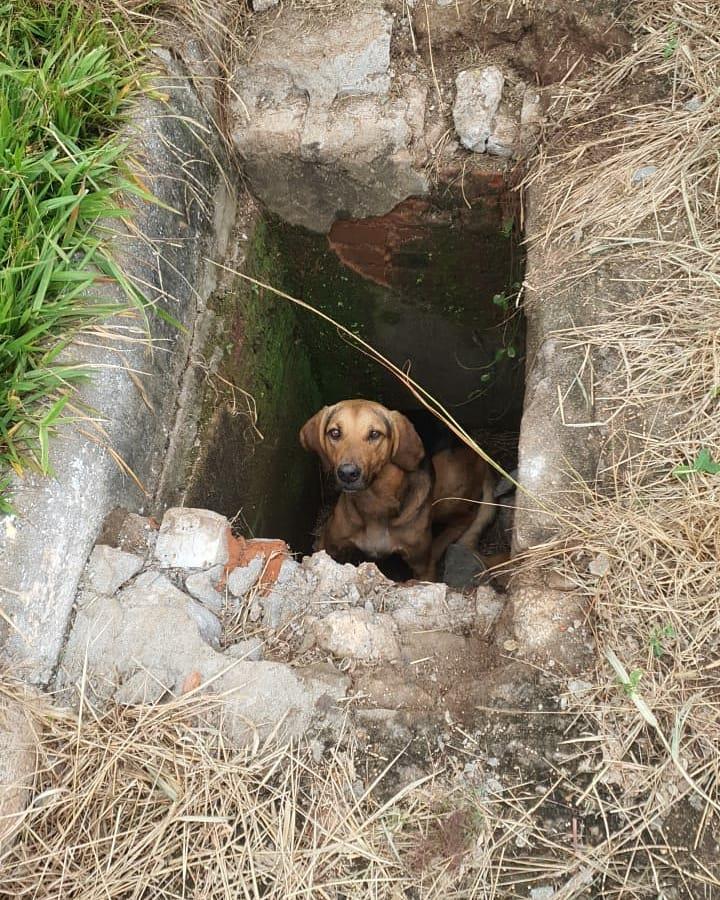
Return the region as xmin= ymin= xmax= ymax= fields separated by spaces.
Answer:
xmin=631 ymin=165 xmax=658 ymax=186
xmin=520 ymin=89 xmax=542 ymax=126
xmin=312 ymin=609 xmax=401 ymax=661
xmin=588 ymin=552 xmax=611 ymax=577
xmin=185 ymin=564 xmax=225 ymax=613
xmin=252 ymin=0 xmax=278 ymax=10
xmin=154 ymin=508 xmax=229 ymax=569
xmin=567 ymin=678 xmax=594 ymax=696
xmin=226 ymin=557 xmax=264 ymax=598
xmin=225 ymin=637 xmax=264 ymax=662
xmin=453 ymin=66 xmax=504 ymax=153
xmin=530 ymin=887 xmax=555 ymax=900
xmin=85 ymin=545 xmax=143 ymax=595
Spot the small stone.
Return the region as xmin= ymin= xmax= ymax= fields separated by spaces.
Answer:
xmin=530 ymin=887 xmax=555 ymax=900
xmin=588 ymin=553 xmax=611 ymax=577
xmin=85 ymin=545 xmax=143 ymax=595
xmin=154 ymin=508 xmax=229 ymax=569
xmin=546 ymin=571 xmax=576 ymax=592
xmin=310 ymin=739 xmax=325 ymax=763
xmin=683 ymin=95 xmax=703 ymax=112
xmin=313 ymin=609 xmax=401 ymax=662
xmin=225 ymin=638 xmax=264 ymax=662
xmin=453 ymin=66 xmax=504 ymax=153
xmin=185 ymin=565 xmax=225 ymax=614
xmin=442 ymin=542 xmax=486 ymax=590
xmin=503 ymin=639 xmax=520 ymax=652
xmin=226 ymin=557 xmax=264 ymax=598
xmin=252 ymin=0 xmax=278 ymax=9
xmin=631 ymin=165 xmax=658 ymax=185
xmin=567 ymin=678 xmax=593 ymax=696
xmin=520 ymin=89 xmax=542 ymax=126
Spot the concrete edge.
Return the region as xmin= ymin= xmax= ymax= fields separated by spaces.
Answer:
xmin=0 ymin=47 xmax=239 ymax=684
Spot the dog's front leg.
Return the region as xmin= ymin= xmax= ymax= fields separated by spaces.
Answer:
xmin=404 ymin=537 xmax=435 ymax=582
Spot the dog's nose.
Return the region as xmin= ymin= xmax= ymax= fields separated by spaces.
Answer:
xmin=337 ymin=463 xmax=362 ymax=484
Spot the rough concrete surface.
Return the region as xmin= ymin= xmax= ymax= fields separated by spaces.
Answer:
xmin=0 ymin=48 xmax=237 ymax=683
xmin=312 ymin=609 xmax=401 ymax=662
xmin=231 ymin=1 xmax=428 ymax=231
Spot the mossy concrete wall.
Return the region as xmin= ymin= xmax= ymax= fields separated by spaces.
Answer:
xmin=179 ymin=219 xmax=324 ymax=552
xmin=275 ymin=173 xmax=525 ymax=435
xmin=178 ymin=174 xmax=526 ymax=557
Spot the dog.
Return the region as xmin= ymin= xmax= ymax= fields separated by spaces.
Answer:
xmin=299 ymin=399 xmax=496 ymax=581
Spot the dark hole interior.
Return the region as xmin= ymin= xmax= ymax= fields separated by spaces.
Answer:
xmin=186 ymin=175 xmax=525 ymax=577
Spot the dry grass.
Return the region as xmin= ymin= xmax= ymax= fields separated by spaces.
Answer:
xmin=512 ymin=1 xmax=720 ymax=895
xmin=0 ymin=674 xmax=582 ymax=899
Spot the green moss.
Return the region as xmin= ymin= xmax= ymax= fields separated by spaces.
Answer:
xmin=191 ymin=219 xmax=323 ymax=549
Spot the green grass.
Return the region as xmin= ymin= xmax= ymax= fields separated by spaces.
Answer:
xmin=0 ymin=0 xmax=149 ymax=511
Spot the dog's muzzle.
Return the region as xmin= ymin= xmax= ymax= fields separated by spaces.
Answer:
xmin=336 ymin=463 xmax=364 ymax=491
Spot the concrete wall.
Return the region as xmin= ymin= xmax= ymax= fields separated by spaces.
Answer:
xmin=0 ymin=50 xmax=238 ymax=684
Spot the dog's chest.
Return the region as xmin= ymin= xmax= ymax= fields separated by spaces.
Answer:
xmin=355 ymin=520 xmax=395 ymax=558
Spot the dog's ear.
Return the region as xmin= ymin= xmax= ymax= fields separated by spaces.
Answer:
xmin=299 ymin=407 xmax=330 ymax=466
xmin=390 ymin=412 xmax=425 ymax=471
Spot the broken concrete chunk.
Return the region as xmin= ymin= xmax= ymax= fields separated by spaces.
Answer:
xmin=453 ymin=66 xmax=504 ymax=153
xmin=226 ymin=556 xmax=264 ymax=598
xmin=312 ymin=609 xmax=401 ymax=662
xmin=85 ymin=544 xmax=143 ymax=595
xmin=185 ymin=564 xmax=225 ymax=614
xmin=154 ymin=508 xmax=229 ymax=569
xmin=230 ymin=2 xmax=427 ymax=231
xmin=58 ymin=570 xmax=346 ymax=747
xmin=98 ymin=507 xmax=159 ymax=558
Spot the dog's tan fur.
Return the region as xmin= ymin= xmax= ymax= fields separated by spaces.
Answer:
xmin=300 ymin=399 xmax=496 ymax=581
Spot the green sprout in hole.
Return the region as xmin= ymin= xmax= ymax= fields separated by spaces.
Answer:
xmin=672 ymin=448 xmax=720 ymax=478
xmin=473 ymin=283 xmax=523 ymax=389
xmin=649 ymin=625 xmax=676 ymax=659
xmin=500 ymin=219 xmax=514 ymax=238
xmin=621 ymin=669 xmax=643 ymax=697
xmin=662 ymin=23 xmax=678 ymax=59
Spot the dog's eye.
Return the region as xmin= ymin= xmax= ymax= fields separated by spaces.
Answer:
xmin=367 ymin=430 xmax=383 ymax=441
xmin=327 ymin=427 xmax=341 ymax=441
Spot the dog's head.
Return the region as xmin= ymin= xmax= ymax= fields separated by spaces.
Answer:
xmin=299 ymin=400 xmax=425 ymax=492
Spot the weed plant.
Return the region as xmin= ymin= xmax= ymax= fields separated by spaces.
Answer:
xmin=0 ymin=0 xmax=147 ymax=509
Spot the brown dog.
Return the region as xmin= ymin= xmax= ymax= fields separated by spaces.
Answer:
xmin=299 ymin=400 xmax=496 ymax=581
